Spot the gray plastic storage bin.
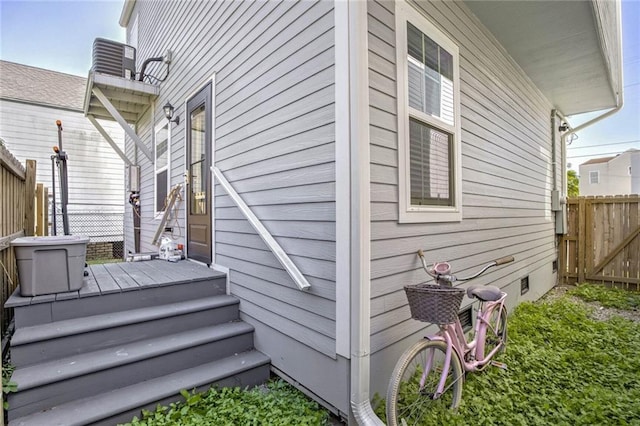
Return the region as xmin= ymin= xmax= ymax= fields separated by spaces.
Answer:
xmin=11 ymin=235 xmax=90 ymax=296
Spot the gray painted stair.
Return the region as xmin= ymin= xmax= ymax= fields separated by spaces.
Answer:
xmin=7 ymin=273 xmax=270 ymax=425
xmin=10 ymin=295 xmax=240 ymax=366
xmin=10 ymin=350 xmax=270 ymax=426
xmin=9 ymin=322 xmax=256 ymax=418
xmin=8 ymin=272 xmax=227 ymax=328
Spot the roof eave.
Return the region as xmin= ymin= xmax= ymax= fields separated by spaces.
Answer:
xmin=465 ymin=0 xmax=623 ymax=116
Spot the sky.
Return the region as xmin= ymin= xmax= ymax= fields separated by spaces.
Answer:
xmin=0 ymin=0 xmax=638 ymax=173
xmin=0 ymin=0 xmax=125 ymax=76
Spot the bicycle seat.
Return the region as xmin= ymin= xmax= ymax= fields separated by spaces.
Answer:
xmin=466 ymin=285 xmax=502 ymax=301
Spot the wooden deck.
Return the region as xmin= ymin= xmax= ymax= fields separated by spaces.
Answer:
xmin=6 ymin=260 xmax=225 ymax=308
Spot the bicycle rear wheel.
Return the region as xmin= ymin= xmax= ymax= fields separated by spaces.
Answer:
xmin=483 ymin=305 xmax=508 ymax=359
xmin=386 ymin=339 xmax=463 ymax=426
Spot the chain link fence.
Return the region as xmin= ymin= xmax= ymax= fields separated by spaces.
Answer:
xmin=51 ymin=210 xmax=124 ymax=261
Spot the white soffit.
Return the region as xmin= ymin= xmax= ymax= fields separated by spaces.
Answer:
xmin=465 ymin=0 xmax=621 ymax=115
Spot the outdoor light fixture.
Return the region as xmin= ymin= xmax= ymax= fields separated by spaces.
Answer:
xmin=163 ymin=102 xmax=180 ymax=125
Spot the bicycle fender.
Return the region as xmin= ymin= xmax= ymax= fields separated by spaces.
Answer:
xmin=424 ymin=335 xmax=445 ymax=342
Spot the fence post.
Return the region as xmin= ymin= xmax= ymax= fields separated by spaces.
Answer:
xmin=44 ymin=186 xmax=49 ymax=236
xmin=577 ymin=197 xmax=586 ymax=283
xmin=35 ymin=183 xmax=49 ymax=236
xmin=36 ymin=183 xmax=43 ymax=236
xmin=23 ymin=159 xmax=36 ymax=237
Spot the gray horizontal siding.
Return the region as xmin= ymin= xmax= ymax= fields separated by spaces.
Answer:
xmin=216 ymin=231 xmax=335 ymax=261
xmin=126 ymin=3 xmax=341 ymax=410
xmin=215 ymin=218 xmax=335 ymax=241
xmin=212 ymin=18 xmax=337 ymax=344
xmin=367 ymin=0 xmax=558 ymax=358
xmin=215 ymin=203 xmax=335 ymax=222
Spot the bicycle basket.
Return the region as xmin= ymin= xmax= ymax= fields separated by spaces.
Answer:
xmin=404 ymin=284 xmax=465 ymax=325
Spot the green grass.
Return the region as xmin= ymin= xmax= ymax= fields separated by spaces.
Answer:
xmin=119 ymin=379 xmax=329 ymax=426
xmin=568 ymin=282 xmax=640 ymax=310
xmin=375 ymin=285 xmax=640 ymax=425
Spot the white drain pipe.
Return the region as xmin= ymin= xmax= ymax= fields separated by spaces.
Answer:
xmin=346 ymin=0 xmax=385 ymax=424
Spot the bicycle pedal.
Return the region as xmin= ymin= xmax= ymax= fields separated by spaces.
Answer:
xmin=490 ymin=361 xmax=508 ymax=370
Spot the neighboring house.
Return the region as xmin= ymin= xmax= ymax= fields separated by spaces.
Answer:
xmin=579 ymin=149 xmax=640 ymax=196
xmin=0 ymin=60 xmax=125 ymax=258
xmin=82 ymin=0 xmax=622 ymax=422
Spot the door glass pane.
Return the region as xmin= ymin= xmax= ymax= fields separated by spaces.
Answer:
xmin=190 ymin=105 xmax=206 ymax=215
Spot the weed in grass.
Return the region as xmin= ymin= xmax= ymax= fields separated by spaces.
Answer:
xmin=568 ymin=283 xmax=640 ymax=311
xmin=375 ymin=289 xmax=640 ymax=425
xmin=119 ymin=379 xmax=329 ymax=426
xmin=2 ymin=363 xmax=17 ymax=410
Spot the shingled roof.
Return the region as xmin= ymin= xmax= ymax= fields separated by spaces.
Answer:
xmin=580 ymin=149 xmax=640 ymax=166
xmin=581 ymin=156 xmax=616 ymax=166
xmin=0 ymin=60 xmax=86 ymax=111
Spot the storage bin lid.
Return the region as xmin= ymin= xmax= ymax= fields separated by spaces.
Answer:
xmin=11 ymin=235 xmax=90 ymax=246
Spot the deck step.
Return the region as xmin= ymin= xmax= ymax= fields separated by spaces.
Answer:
xmin=8 ymin=322 xmax=255 ymax=419
xmin=9 ymin=350 xmax=271 ymax=426
xmin=10 ymin=295 xmax=240 ymax=366
xmin=7 ymin=263 xmax=227 ymax=328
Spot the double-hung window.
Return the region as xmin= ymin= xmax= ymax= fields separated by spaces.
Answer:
xmin=589 ymin=170 xmax=599 ymax=184
xmin=154 ymin=121 xmax=170 ymax=215
xmin=396 ymin=2 xmax=462 ymax=222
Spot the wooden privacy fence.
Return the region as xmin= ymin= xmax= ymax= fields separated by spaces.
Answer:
xmin=559 ymin=195 xmax=640 ymax=289
xmin=35 ymin=183 xmax=49 ymax=237
xmin=1 ymin=144 xmax=40 ymax=338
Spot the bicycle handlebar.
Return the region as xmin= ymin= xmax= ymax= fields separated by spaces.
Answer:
xmin=494 ymin=256 xmax=515 ymax=266
xmin=417 ymin=250 xmax=514 ymax=284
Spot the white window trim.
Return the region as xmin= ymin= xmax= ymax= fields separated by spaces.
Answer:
xmin=589 ymin=170 xmax=600 ymax=184
xmin=396 ymin=1 xmax=462 ymax=223
xmin=154 ymin=119 xmax=171 ymax=217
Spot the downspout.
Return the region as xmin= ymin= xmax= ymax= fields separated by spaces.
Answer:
xmin=558 ymin=93 xmax=624 ymax=144
xmin=348 ymin=0 xmax=385 ymax=425
xmin=552 ymin=2 xmax=623 ymax=238
xmin=557 ymin=92 xmax=623 ymax=202
xmin=551 ymin=109 xmax=559 ymax=194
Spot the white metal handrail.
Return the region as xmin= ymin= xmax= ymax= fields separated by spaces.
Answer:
xmin=211 ymin=166 xmax=311 ymax=291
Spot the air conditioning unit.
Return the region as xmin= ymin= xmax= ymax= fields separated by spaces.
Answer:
xmin=92 ymin=38 xmax=136 ymax=79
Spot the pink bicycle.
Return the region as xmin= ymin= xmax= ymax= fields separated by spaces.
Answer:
xmin=386 ymin=250 xmax=514 ymax=425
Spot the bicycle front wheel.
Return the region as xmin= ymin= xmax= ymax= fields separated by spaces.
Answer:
xmin=386 ymin=339 xmax=464 ymax=426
